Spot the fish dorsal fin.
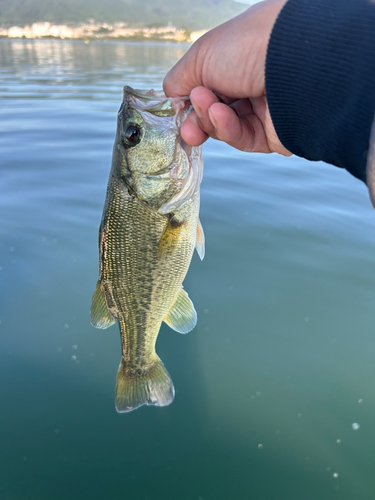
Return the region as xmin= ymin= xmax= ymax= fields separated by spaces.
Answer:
xmin=98 ymin=220 xmax=103 ymax=248
xmin=196 ymin=218 xmax=205 ymax=261
xmin=91 ymin=282 xmax=116 ymax=329
xmin=164 ymin=287 xmax=197 ymax=334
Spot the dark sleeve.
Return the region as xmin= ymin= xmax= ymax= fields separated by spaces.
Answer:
xmin=265 ymin=0 xmax=375 ymax=183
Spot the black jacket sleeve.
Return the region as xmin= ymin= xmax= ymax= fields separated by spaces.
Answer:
xmin=265 ymin=0 xmax=375 ymax=183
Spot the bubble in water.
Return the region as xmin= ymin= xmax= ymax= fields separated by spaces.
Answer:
xmin=57 ymin=347 xmax=62 ymax=352
xmin=333 ymin=473 xmax=339 ymax=478
xmin=358 ymin=399 xmax=363 ymax=403
xmin=64 ymin=324 xmax=69 ymax=329
xmin=256 ymin=391 xmax=261 ymax=397
xmin=71 ymin=355 xmax=77 ymax=361
xmin=54 ymin=428 xmax=59 ymax=433
xmin=204 ymin=309 xmax=209 ymax=314
xmin=336 ymin=439 xmax=341 ymax=444
xmin=352 ymin=423 xmax=360 ymax=430
xmin=305 ymin=317 xmax=310 ymax=322
xmin=9 ymin=247 xmax=14 ymax=252
xmin=72 ymin=345 xmax=77 ymax=350
xmin=297 ymin=413 xmax=302 ymax=418
xmin=258 ymin=444 xmax=263 ymax=449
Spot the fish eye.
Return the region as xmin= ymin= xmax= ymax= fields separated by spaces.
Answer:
xmin=124 ymin=124 xmax=141 ymax=147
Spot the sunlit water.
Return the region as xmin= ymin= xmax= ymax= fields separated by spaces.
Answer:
xmin=1 ymin=39 xmax=375 ymax=500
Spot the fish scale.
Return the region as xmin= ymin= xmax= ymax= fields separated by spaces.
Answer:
xmin=103 ymin=181 xmax=196 ymax=366
xmin=91 ymin=86 xmax=204 ymax=412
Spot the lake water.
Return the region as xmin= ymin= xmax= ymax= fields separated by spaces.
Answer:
xmin=1 ymin=39 xmax=375 ymax=500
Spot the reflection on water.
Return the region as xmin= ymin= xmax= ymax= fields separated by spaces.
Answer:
xmin=1 ymin=39 xmax=375 ymax=500
xmin=0 ymin=39 xmax=188 ymax=98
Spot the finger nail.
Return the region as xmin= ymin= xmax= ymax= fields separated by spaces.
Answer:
xmin=190 ymin=93 xmax=202 ymax=120
xmin=193 ymin=103 xmax=202 ymax=121
xmin=208 ymin=108 xmax=217 ymax=129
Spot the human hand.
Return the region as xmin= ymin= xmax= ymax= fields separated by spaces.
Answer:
xmin=163 ymin=0 xmax=291 ymax=156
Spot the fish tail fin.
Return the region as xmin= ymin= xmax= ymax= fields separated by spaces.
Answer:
xmin=115 ymin=356 xmax=175 ymax=413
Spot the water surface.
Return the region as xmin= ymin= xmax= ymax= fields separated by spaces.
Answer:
xmin=1 ymin=39 xmax=375 ymax=500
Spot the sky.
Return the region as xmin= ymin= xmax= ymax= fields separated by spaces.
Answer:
xmin=234 ymin=0 xmax=262 ymax=4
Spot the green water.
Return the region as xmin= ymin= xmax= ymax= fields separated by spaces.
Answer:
xmin=1 ymin=39 xmax=375 ymax=500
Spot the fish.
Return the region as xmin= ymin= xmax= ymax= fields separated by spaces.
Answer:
xmin=91 ymin=86 xmax=205 ymax=413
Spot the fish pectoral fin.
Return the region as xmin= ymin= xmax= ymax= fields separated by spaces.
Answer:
xmin=163 ymin=287 xmax=197 ymax=334
xmin=90 ymin=281 xmax=116 ymax=329
xmin=157 ymin=215 xmax=184 ymax=259
xmin=195 ymin=218 xmax=205 ymax=261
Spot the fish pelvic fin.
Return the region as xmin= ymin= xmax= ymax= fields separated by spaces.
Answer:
xmin=115 ymin=356 xmax=175 ymax=413
xmin=195 ymin=218 xmax=205 ymax=260
xmin=90 ymin=281 xmax=116 ymax=329
xmin=164 ymin=287 xmax=197 ymax=334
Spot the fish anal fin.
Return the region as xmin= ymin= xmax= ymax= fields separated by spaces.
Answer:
xmin=90 ymin=281 xmax=116 ymax=329
xmin=164 ymin=287 xmax=197 ymax=334
xmin=195 ymin=218 xmax=205 ymax=260
xmin=115 ymin=356 xmax=174 ymax=413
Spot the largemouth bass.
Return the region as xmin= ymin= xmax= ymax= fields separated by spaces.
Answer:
xmin=91 ymin=86 xmax=204 ymax=413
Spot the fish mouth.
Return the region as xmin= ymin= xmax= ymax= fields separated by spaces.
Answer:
xmin=122 ymin=85 xmax=190 ymax=121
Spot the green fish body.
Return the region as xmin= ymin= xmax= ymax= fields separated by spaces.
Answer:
xmin=91 ymin=87 xmax=204 ymax=413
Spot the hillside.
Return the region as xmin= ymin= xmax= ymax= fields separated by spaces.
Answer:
xmin=0 ymin=0 xmax=248 ymax=30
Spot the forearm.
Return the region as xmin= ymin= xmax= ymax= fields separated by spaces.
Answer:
xmin=266 ymin=0 xmax=375 ymax=183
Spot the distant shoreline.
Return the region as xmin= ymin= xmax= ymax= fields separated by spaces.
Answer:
xmin=0 ymin=22 xmax=206 ymax=43
xmin=0 ymin=37 xmax=192 ymax=44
